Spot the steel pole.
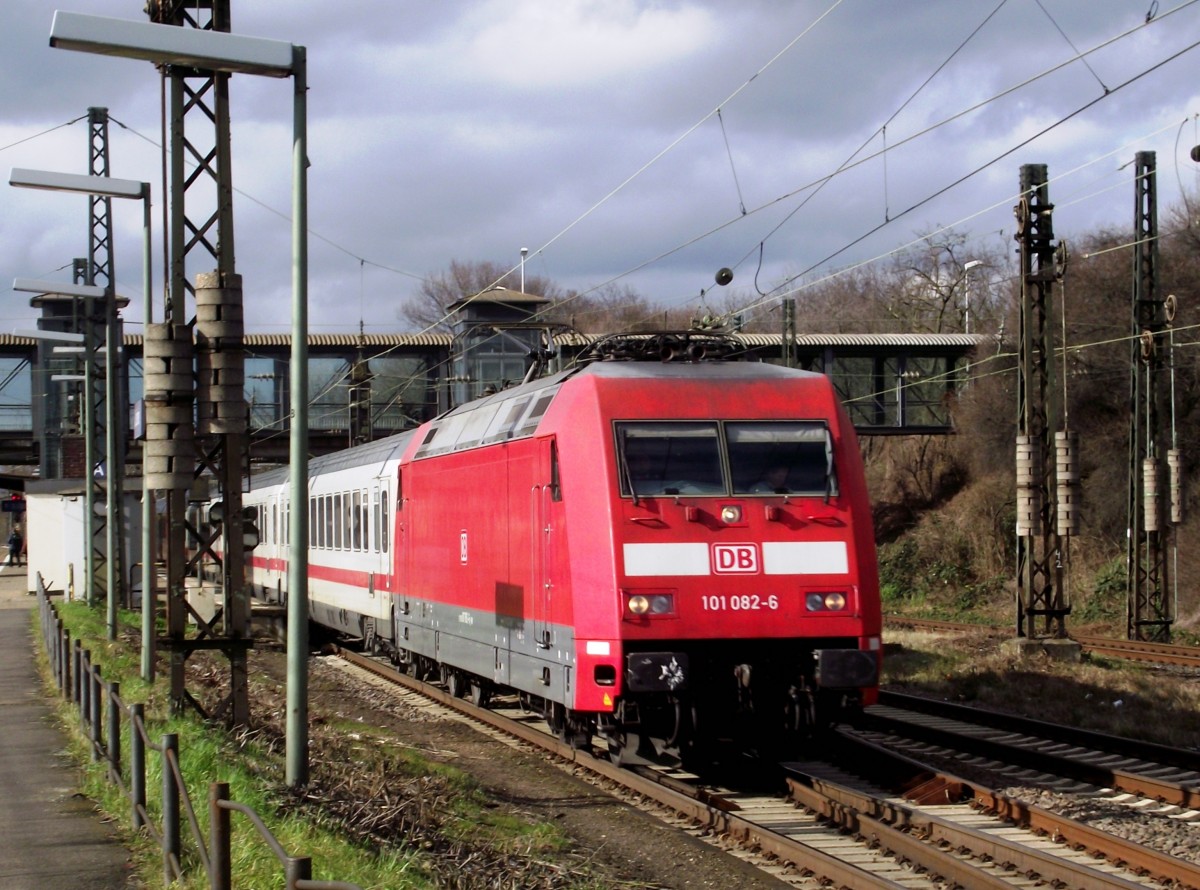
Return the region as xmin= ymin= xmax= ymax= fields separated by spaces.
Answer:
xmin=83 ymin=333 xmax=95 ymax=607
xmin=105 ymin=303 xmax=117 ymax=640
xmin=140 ymin=187 xmax=155 ymax=681
xmin=286 ymin=45 xmax=310 ymax=789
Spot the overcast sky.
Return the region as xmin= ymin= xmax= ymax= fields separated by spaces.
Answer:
xmin=1 ymin=0 xmax=1198 ymax=335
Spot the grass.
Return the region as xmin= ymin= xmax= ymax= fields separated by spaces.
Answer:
xmin=34 ymin=600 xmax=587 ymax=889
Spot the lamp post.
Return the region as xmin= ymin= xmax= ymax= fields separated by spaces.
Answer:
xmin=963 ymin=260 xmax=983 ymax=335
xmin=10 ymin=169 xmax=154 ymax=667
xmin=48 ymin=10 xmax=311 ymax=786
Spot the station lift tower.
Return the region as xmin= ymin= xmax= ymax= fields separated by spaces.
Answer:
xmin=143 ymin=0 xmax=251 ymax=725
xmin=1126 ymin=151 xmax=1182 ymax=642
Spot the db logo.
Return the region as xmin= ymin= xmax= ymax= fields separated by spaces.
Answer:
xmin=712 ymin=543 xmax=759 ymax=574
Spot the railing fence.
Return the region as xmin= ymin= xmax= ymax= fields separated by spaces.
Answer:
xmin=35 ymin=573 xmax=362 ymax=890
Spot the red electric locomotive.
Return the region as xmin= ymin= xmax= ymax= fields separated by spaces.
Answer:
xmin=243 ymin=334 xmax=881 ymax=764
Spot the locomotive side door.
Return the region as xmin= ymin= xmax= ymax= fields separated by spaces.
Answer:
xmin=531 ymin=438 xmax=560 ymax=650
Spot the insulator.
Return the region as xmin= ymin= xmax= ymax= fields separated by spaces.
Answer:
xmin=1168 ymin=449 xmax=1184 ymax=525
xmin=142 ymin=323 xmax=195 ymax=490
xmin=194 ymin=271 xmax=246 ymax=435
xmin=143 ymin=323 xmax=194 ymax=404
xmin=1015 ymin=435 xmax=1043 ymax=536
xmin=1143 ymin=458 xmax=1161 ymax=533
xmin=1055 ymin=430 xmax=1080 ymax=536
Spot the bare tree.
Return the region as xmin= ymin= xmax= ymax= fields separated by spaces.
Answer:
xmin=399 ymin=259 xmax=568 ymax=333
xmin=566 ymin=283 xmax=693 ymax=333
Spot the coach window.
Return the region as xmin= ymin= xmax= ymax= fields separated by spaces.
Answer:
xmin=362 ymin=490 xmax=370 ymax=550
xmin=352 ymin=490 xmax=362 ymax=550
xmin=371 ymin=490 xmax=380 ymax=552
xmin=325 ymin=495 xmax=333 ymax=548
xmin=341 ymin=492 xmax=349 ymax=550
xmin=616 ymin=422 xmax=724 ymax=496
xmin=381 ymin=490 xmax=389 ymax=553
xmin=726 ymin=421 xmax=836 ymax=496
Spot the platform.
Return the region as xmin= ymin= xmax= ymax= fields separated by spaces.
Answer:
xmin=0 ymin=564 xmax=136 ymax=889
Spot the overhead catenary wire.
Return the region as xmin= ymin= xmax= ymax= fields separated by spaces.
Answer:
xmin=8 ymin=9 xmax=1199 ymax=434
xmin=518 ymin=10 xmax=1199 ymax=341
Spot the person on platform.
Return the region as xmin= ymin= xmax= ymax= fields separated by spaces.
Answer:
xmin=7 ymin=527 xmax=23 ymax=567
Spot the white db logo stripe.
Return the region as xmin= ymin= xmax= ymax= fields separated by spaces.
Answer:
xmin=623 ymin=543 xmax=709 ymax=576
xmin=763 ymin=541 xmax=848 ymax=574
xmin=623 ymin=542 xmax=848 ymax=576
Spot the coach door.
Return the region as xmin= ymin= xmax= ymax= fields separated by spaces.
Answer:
xmin=373 ymin=479 xmax=390 ymax=583
xmin=532 ymin=438 xmax=561 ymax=650
xmin=266 ymin=495 xmax=282 ymax=591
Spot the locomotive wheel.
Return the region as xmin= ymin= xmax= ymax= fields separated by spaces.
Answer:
xmin=362 ymin=619 xmax=378 ymax=654
xmin=605 ymin=730 xmax=649 ymax=766
xmin=546 ymin=702 xmax=566 ymax=736
xmin=466 ymin=680 xmax=491 ymax=708
xmin=445 ymin=669 xmax=465 ymax=699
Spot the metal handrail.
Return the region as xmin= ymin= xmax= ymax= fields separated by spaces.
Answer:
xmin=35 ymin=573 xmax=362 ymax=890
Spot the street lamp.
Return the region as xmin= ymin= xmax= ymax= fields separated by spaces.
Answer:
xmin=10 ymin=167 xmax=154 ymax=673
xmin=963 ymin=260 xmax=983 ymax=335
xmin=48 ymin=9 xmax=311 ymax=787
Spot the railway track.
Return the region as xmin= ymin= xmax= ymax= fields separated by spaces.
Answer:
xmin=328 ymin=646 xmax=1199 ymax=888
xmin=845 ymin=696 xmax=1200 ymax=885
xmin=887 ymin=616 xmax=1200 ymax=668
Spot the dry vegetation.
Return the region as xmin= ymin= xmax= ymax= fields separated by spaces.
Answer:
xmin=828 ymin=220 xmax=1200 ymax=641
xmin=883 ymin=626 xmax=1200 ymax=750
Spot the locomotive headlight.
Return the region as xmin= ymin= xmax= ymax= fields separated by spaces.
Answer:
xmin=626 ymin=593 xmax=675 ymax=617
xmin=806 ymin=591 xmax=848 ymax=611
xmin=649 ymin=594 xmax=674 ymax=614
xmin=720 ymin=505 xmax=742 ymax=524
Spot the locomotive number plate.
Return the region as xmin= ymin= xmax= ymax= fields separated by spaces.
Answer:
xmin=700 ymin=594 xmax=779 ymax=611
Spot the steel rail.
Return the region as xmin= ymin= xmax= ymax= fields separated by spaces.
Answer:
xmin=886 ymin=616 xmax=1200 ymax=668
xmin=334 ymin=647 xmax=1200 ymax=888
xmin=878 ymin=690 xmax=1200 ymax=773
xmin=788 ymin=772 xmax=1155 ymax=890
xmin=856 ymin=706 xmax=1200 ymax=808
xmin=823 ymin=729 xmax=1200 ymax=890
xmin=1074 ymin=634 xmax=1200 ymax=668
xmin=332 ymin=648 xmax=915 ymax=888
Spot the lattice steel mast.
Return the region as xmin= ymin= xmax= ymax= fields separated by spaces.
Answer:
xmin=145 ymin=0 xmax=250 ymax=724
xmin=1126 ymin=151 xmax=1176 ymax=642
xmin=1014 ymin=164 xmax=1069 ymax=639
xmin=82 ymin=107 xmax=126 ymax=616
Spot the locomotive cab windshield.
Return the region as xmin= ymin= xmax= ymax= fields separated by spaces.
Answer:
xmin=616 ymin=420 xmax=837 ymax=497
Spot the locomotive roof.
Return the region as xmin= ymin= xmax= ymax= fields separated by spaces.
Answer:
xmin=250 ymin=361 xmax=826 ymax=485
xmin=434 ymin=359 xmax=821 ymax=420
xmin=578 ymin=360 xmax=821 ymax=382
